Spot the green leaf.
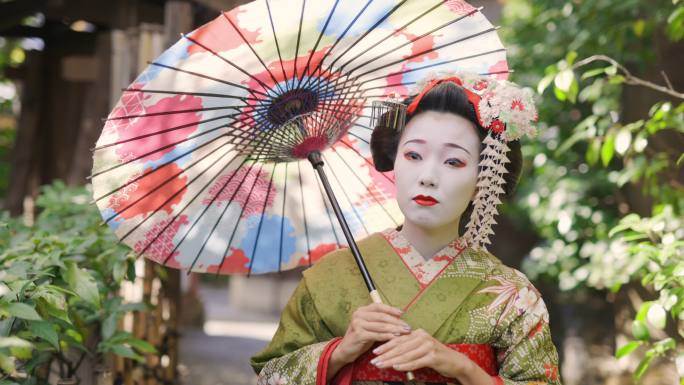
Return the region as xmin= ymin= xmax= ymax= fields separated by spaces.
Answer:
xmin=9 ymin=345 xmax=32 ymax=360
xmin=0 ymin=319 xmax=11 ymax=337
xmin=601 ymin=132 xmax=616 ymax=166
xmin=667 ymin=6 xmax=684 ymax=41
xmin=127 ymin=338 xmax=156 ymax=354
xmin=126 ymin=259 xmax=137 ymax=281
xmin=113 ymin=260 xmax=126 ymax=283
xmin=633 ymin=19 xmax=646 ymax=37
xmin=109 ymin=344 xmax=144 ymax=362
xmin=0 ymin=336 xmax=33 ymax=349
xmin=101 ymin=313 xmax=118 ymax=341
xmin=636 ymin=302 xmax=653 ymax=322
xmin=2 ymin=302 xmax=41 ymax=321
xmin=653 ymin=337 xmax=676 ymax=353
xmin=616 ymin=341 xmax=642 ymax=358
xmin=605 ymin=65 xmax=618 ymax=76
xmin=29 ymin=321 xmax=59 ymax=350
xmin=0 ymin=352 xmax=16 ymax=375
xmin=608 ymin=75 xmax=626 ymax=85
xmin=635 ymin=354 xmax=655 ymax=380
xmin=676 ymin=152 xmax=684 ymax=167
xmin=538 ymin=73 xmax=555 ymax=94
xmin=586 ymin=138 xmax=601 ymax=165
xmin=554 ymin=85 xmax=567 ymax=101
xmin=581 ymin=67 xmax=607 ymax=80
xmin=632 ymin=320 xmax=650 ymax=341
xmin=64 ymin=261 xmax=100 ymax=308
xmin=118 ymin=302 xmax=146 ymax=313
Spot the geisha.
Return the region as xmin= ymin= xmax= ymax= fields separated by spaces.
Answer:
xmin=250 ymin=73 xmax=562 ymax=385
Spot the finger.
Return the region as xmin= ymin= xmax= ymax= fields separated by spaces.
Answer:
xmin=392 ymin=354 xmax=433 ymax=372
xmin=372 ymin=332 xmax=411 ymax=355
xmin=362 ymin=312 xmax=412 ymax=330
xmin=372 ymin=330 xmax=420 ymax=356
xmin=361 ymin=321 xmax=412 ymax=336
xmin=360 ymin=303 xmax=404 ymax=317
xmin=383 ymin=342 xmax=432 ymax=369
xmin=372 ymin=336 xmax=424 ymax=367
xmin=357 ymin=329 xmax=398 ymax=343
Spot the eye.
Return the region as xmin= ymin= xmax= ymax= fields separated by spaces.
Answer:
xmin=404 ymin=151 xmax=422 ymax=161
xmin=445 ymin=158 xmax=466 ymax=168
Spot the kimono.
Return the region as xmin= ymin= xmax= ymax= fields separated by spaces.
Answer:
xmin=250 ymin=228 xmax=561 ymax=385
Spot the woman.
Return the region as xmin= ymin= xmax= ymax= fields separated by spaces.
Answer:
xmin=250 ymin=73 xmax=561 ymax=385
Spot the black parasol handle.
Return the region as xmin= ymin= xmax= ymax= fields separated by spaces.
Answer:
xmin=308 ymin=151 xmax=416 ymax=383
xmin=307 ymin=151 xmax=377 ymax=293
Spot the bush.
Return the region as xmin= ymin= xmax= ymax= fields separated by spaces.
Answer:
xmin=0 ymin=181 xmax=155 ymax=384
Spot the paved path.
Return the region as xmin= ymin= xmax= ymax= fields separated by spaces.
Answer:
xmin=177 ymin=285 xmax=280 ymax=385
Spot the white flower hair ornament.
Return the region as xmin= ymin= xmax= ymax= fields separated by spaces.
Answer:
xmin=376 ymin=71 xmax=538 ymax=251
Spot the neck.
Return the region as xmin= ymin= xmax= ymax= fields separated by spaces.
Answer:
xmin=399 ymin=220 xmax=461 ymax=260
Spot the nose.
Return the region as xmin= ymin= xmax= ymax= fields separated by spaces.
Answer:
xmin=419 ymin=170 xmax=437 ymax=188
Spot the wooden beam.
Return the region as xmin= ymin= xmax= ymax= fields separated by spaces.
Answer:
xmin=61 ymin=55 xmax=98 ymax=82
xmin=191 ymin=0 xmax=244 ymax=12
xmin=0 ymin=25 xmax=44 ymax=38
xmin=0 ymin=0 xmax=48 ymax=31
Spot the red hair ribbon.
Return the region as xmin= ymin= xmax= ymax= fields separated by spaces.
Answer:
xmin=406 ymin=76 xmax=485 ymax=127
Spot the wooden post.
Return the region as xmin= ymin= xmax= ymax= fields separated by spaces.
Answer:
xmin=161 ymin=2 xmax=192 ymax=382
xmin=67 ymin=32 xmax=112 ymax=185
xmin=4 ymin=50 xmax=42 ymax=215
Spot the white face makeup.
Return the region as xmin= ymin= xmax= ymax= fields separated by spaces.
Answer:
xmin=393 ymin=110 xmax=480 ymax=235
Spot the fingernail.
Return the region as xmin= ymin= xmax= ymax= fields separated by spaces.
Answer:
xmin=372 ymin=347 xmax=381 ymax=354
xmin=370 ymin=358 xmax=377 ymax=365
xmin=374 ymin=360 xmax=383 ymax=367
xmin=403 ymin=325 xmax=411 ymax=331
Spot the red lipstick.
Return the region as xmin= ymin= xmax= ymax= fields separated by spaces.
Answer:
xmin=413 ymin=195 xmax=439 ymax=206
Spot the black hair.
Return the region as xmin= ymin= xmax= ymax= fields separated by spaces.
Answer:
xmin=370 ymin=82 xmax=523 ymax=233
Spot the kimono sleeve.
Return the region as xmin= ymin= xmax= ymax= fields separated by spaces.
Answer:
xmin=250 ymin=278 xmax=338 ymax=385
xmin=491 ymin=293 xmax=561 ymax=385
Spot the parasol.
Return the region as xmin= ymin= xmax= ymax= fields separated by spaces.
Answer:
xmin=91 ymin=0 xmax=509 ymax=281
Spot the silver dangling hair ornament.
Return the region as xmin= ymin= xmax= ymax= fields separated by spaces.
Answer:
xmin=463 ymin=131 xmax=510 ymax=250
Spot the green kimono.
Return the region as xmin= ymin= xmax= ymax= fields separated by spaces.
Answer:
xmin=251 ymin=229 xmax=561 ymax=385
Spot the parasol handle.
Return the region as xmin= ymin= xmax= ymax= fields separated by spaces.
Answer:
xmin=307 ymin=151 xmax=377 ymax=292
xmin=308 ymin=152 xmax=415 ymax=382
xmin=368 ymin=290 xmax=416 ymax=381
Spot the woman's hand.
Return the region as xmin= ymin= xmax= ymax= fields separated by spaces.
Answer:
xmin=369 ymin=328 xmax=472 ymax=379
xmin=333 ymin=303 xmax=411 ymax=365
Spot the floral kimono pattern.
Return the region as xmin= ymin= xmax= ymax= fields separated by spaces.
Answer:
xmin=251 ymin=230 xmax=561 ymax=385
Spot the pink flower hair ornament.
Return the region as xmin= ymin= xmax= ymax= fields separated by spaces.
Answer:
xmin=405 ymin=71 xmax=538 ymax=142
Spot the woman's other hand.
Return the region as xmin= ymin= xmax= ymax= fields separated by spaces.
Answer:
xmin=370 ymin=328 xmax=474 ymax=379
xmin=333 ymin=303 xmax=410 ymax=365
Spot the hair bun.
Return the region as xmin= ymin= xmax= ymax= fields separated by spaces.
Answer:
xmin=370 ymin=125 xmax=399 ymax=172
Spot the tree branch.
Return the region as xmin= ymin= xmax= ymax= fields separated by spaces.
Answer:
xmin=572 ymin=55 xmax=684 ymax=100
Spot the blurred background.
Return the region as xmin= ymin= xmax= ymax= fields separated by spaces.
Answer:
xmin=0 ymin=0 xmax=682 ymax=384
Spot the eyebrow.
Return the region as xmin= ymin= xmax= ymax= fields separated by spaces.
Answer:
xmin=402 ymin=138 xmax=471 ymax=155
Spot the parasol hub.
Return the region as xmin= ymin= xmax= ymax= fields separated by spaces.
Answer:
xmin=292 ymin=136 xmax=329 ymax=159
xmin=267 ymin=89 xmax=319 ymax=126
